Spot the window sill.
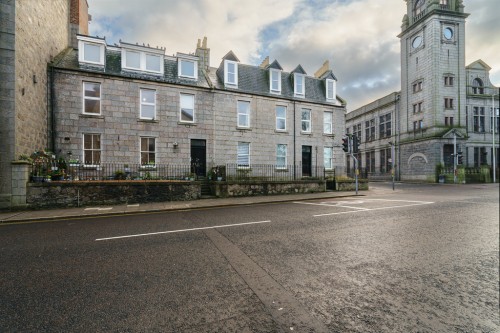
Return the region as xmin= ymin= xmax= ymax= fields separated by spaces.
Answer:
xmin=178 ymin=121 xmax=197 ymax=126
xmin=275 ymin=130 xmax=288 ymax=134
xmin=301 ymin=131 xmax=312 ymax=136
xmin=236 ymin=127 xmax=252 ymax=131
xmin=138 ymin=119 xmax=159 ymax=123
xmin=323 ymin=133 xmax=334 ymax=137
xmin=80 ymin=114 xmax=104 ymax=119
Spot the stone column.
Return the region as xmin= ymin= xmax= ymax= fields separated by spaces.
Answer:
xmin=11 ymin=161 xmax=31 ymax=209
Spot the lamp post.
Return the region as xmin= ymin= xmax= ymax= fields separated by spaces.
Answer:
xmin=389 ymin=141 xmax=395 ymax=190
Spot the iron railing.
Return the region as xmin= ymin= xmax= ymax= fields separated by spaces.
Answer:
xmin=223 ymin=164 xmax=327 ymax=182
xmin=30 ymin=162 xmax=193 ymax=182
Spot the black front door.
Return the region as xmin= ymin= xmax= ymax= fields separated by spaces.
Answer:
xmin=302 ymin=145 xmax=312 ymax=177
xmin=190 ymin=139 xmax=206 ymax=177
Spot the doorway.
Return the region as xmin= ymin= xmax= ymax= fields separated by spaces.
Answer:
xmin=302 ymin=145 xmax=312 ymax=177
xmin=190 ymin=139 xmax=206 ymax=177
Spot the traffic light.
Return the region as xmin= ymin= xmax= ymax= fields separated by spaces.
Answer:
xmin=342 ymin=137 xmax=350 ymax=153
xmin=457 ymin=151 xmax=463 ymax=165
xmin=352 ymin=135 xmax=360 ymax=153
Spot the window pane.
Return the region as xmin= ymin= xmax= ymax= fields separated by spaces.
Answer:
xmin=141 ymin=89 xmax=155 ymax=104
xmin=327 ymin=80 xmax=334 ymax=99
xmin=92 ymin=151 xmax=100 ymax=164
xmin=94 ymin=135 xmax=101 ymax=149
xmin=276 ymin=106 xmax=286 ymax=118
xmin=180 ymin=94 xmax=194 ymax=122
xmin=271 ymin=71 xmax=279 ymax=91
xmin=141 ymin=152 xmax=148 ymax=165
xmin=237 ymin=142 xmax=250 ymax=165
xmin=141 ymin=105 xmax=155 ymax=119
xmin=146 ymin=54 xmax=161 ymax=72
xmin=126 ymin=51 xmax=141 ymax=68
xmin=84 ymin=99 xmax=100 ymax=114
xmin=84 ymin=135 xmax=92 ymax=149
xmin=84 ymin=43 xmax=100 ymax=63
xmin=84 ymin=82 xmax=100 ymax=98
xmin=180 ymin=60 xmax=195 ymax=77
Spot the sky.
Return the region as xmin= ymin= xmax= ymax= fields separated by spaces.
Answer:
xmin=87 ymin=0 xmax=500 ymax=112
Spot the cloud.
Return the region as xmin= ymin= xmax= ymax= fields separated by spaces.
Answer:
xmin=87 ymin=0 xmax=499 ymax=111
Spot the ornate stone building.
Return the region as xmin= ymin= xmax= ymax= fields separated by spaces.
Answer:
xmin=346 ymin=0 xmax=499 ymax=181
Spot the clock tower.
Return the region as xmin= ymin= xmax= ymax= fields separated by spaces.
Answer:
xmin=398 ymin=0 xmax=469 ymax=178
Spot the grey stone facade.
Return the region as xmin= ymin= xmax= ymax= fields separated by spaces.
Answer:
xmin=346 ymin=0 xmax=499 ymax=181
xmin=0 ymin=0 xmax=84 ymax=209
xmin=50 ymin=38 xmax=347 ymax=177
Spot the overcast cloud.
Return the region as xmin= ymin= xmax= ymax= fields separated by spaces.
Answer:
xmin=88 ymin=0 xmax=499 ymax=111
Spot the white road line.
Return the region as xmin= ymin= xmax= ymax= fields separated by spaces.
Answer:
xmin=292 ymin=202 xmax=338 ymax=207
xmin=84 ymin=207 xmax=113 ymax=211
xmin=314 ymin=202 xmax=434 ymax=217
xmin=336 ymin=205 xmax=370 ymax=211
xmin=95 ymin=220 xmax=272 ymax=241
xmin=127 ymin=204 xmax=140 ymax=207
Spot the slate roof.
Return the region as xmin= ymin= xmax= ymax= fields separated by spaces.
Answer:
xmin=52 ymin=47 xmax=212 ymax=89
xmin=51 ymin=46 xmax=344 ymax=106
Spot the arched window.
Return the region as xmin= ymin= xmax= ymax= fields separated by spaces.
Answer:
xmin=472 ymin=78 xmax=484 ymax=94
xmin=414 ymin=0 xmax=425 ymax=16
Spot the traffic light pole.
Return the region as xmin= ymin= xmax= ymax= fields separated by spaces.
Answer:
xmin=350 ymin=136 xmax=359 ymax=195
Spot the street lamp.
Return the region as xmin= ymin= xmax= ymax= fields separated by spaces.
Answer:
xmin=388 ymin=141 xmax=395 ymax=190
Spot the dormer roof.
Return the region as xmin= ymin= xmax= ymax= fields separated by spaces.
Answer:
xmin=267 ymin=60 xmax=283 ymax=71
xmin=320 ymin=70 xmax=337 ymax=81
xmin=291 ymin=65 xmax=307 ymax=75
xmin=222 ymin=50 xmax=240 ymax=62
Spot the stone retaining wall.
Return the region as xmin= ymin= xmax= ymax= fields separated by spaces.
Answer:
xmin=27 ymin=181 xmax=200 ymax=209
xmin=212 ymin=180 xmax=326 ymax=198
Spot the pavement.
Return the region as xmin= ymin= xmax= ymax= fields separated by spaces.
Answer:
xmin=0 ymin=191 xmax=361 ymax=224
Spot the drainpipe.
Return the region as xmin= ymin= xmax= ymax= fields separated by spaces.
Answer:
xmin=293 ymin=101 xmax=296 ymax=180
xmin=48 ymin=65 xmax=56 ymax=153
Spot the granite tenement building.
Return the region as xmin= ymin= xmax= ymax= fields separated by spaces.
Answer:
xmin=346 ymin=0 xmax=499 ymax=181
xmin=49 ymin=36 xmax=346 ymax=178
xmin=0 ymin=0 xmax=89 ymax=209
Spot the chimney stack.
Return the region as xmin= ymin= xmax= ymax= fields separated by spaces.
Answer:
xmin=259 ymin=56 xmax=270 ymax=69
xmin=314 ymin=60 xmax=330 ymax=78
xmin=195 ymin=36 xmax=210 ymax=71
xmin=70 ymin=0 xmax=90 ymax=48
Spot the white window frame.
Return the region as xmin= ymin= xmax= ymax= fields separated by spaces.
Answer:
xmin=323 ymin=111 xmax=333 ymax=134
xmin=83 ymin=133 xmax=101 ymax=167
xmin=237 ymin=142 xmax=250 ymax=167
xmin=301 ymin=109 xmax=311 ymax=133
xmin=490 ymin=108 xmax=499 ymax=133
xmin=140 ymin=88 xmax=156 ymax=120
xmin=225 ymin=60 xmax=238 ymax=86
xmin=83 ymin=81 xmax=101 ymax=115
xmin=276 ymin=105 xmax=287 ymax=131
xmin=294 ymin=74 xmax=305 ymax=97
xmin=326 ymin=79 xmax=336 ymax=101
xmin=140 ymin=137 xmax=156 ymax=166
xmin=276 ymin=144 xmax=287 ymax=169
xmin=180 ymin=93 xmax=195 ymax=123
xmin=270 ymin=69 xmax=281 ymax=94
xmin=324 ymin=147 xmax=334 ymax=170
xmin=121 ymin=47 xmax=164 ymax=75
xmin=178 ymin=57 xmax=198 ymax=80
xmin=78 ymin=36 xmax=106 ymax=66
xmin=237 ymin=100 xmax=250 ymax=128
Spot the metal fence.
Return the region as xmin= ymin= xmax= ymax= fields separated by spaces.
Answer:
xmin=30 ymin=162 xmax=193 ymax=182
xmin=223 ymin=164 xmax=326 ymax=182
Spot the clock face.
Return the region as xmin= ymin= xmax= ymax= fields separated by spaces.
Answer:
xmin=444 ymin=27 xmax=453 ymax=40
xmin=412 ymin=36 xmax=422 ymax=48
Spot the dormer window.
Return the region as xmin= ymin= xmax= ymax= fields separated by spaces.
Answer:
xmin=178 ymin=53 xmax=198 ymax=80
xmin=121 ymin=42 xmax=164 ymax=75
xmin=270 ymin=69 xmax=281 ymax=94
xmin=78 ymin=35 xmax=106 ymax=66
xmin=225 ymin=60 xmax=238 ymax=86
xmin=294 ymin=74 xmax=305 ymax=97
xmin=326 ymin=79 xmax=336 ymax=101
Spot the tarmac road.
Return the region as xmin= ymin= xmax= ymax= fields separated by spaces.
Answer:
xmin=0 ymin=183 xmax=498 ymax=332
